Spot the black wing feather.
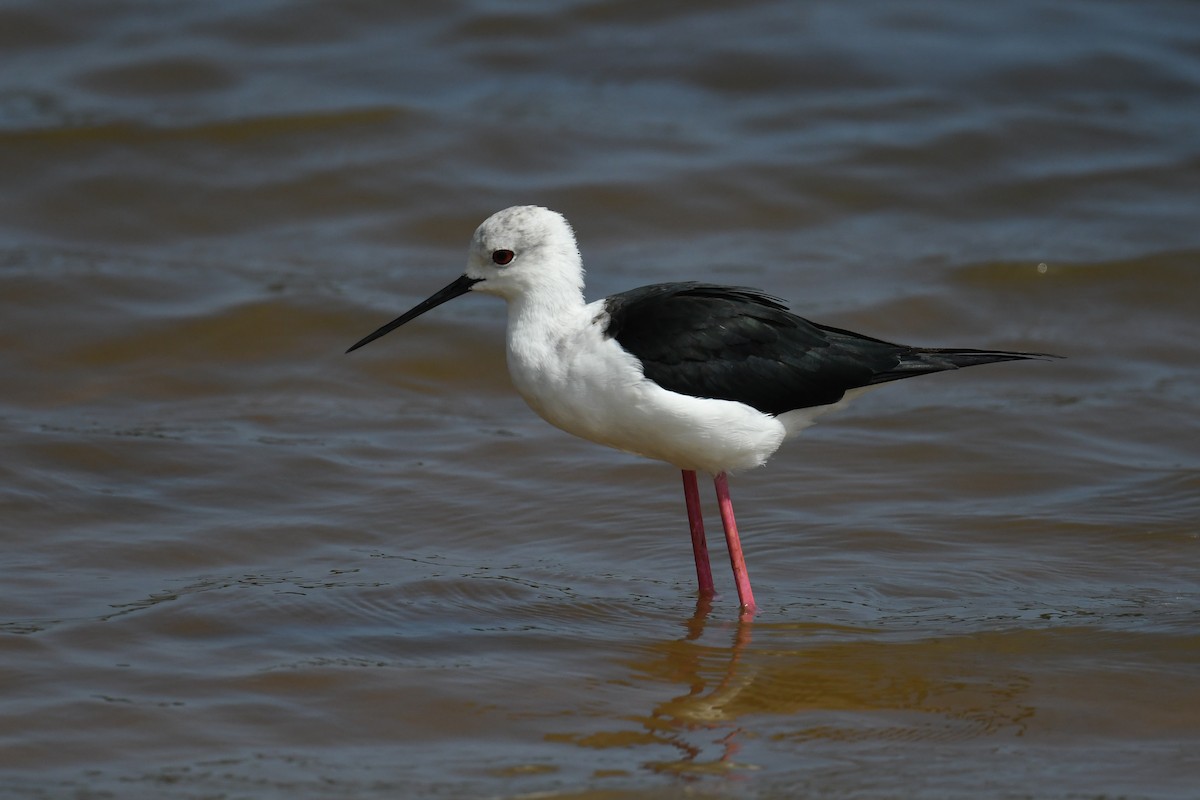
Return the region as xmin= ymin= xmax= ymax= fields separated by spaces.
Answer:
xmin=603 ymin=282 xmax=1054 ymax=416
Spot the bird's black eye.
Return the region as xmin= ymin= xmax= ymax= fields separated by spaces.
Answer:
xmin=491 ymin=249 xmax=514 ymax=266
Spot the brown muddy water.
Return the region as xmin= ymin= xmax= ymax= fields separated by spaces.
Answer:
xmin=1 ymin=2 xmax=1198 ymax=798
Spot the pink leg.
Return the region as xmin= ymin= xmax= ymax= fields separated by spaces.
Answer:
xmin=681 ymin=470 xmax=715 ymax=598
xmin=714 ymin=472 xmax=757 ymax=615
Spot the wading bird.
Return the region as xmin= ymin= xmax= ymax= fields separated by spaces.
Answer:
xmin=348 ymin=206 xmax=1055 ymax=615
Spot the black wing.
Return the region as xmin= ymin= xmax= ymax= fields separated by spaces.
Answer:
xmin=603 ymin=282 xmax=1052 ymax=416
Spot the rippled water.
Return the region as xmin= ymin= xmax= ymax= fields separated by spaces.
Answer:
xmin=2 ymin=1 xmax=1199 ymax=798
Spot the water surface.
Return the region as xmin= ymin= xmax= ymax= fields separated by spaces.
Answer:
xmin=2 ymin=1 xmax=1198 ymax=798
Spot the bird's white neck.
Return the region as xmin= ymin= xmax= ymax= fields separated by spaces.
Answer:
xmin=501 ymin=273 xmax=593 ymax=416
xmin=505 ymin=278 xmax=588 ymax=345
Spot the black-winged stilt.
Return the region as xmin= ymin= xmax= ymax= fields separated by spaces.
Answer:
xmin=348 ymin=205 xmax=1056 ymax=615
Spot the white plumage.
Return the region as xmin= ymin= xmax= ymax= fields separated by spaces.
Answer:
xmin=349 ymin=205 xmax=1055 ymax=614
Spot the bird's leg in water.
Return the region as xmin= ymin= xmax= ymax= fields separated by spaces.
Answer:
xmin=714 ymin=472 xmax=756 ymax=615
xmin=681 ymin=470 xmax=715 ymax=598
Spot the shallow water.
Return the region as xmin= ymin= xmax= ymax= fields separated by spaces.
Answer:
xmin=2 ymin=1 xmax=1199 ymax=798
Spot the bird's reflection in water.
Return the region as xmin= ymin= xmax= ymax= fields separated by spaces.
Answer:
xmin=549 ymin=599 xmax=1035 ymax=779
xmin=640 ymin=598 xmax=757 ymax=775
xmin=544 ymin=600 xmax=757 ymax=776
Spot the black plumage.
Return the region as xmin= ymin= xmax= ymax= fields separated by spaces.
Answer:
xmin=603 ymin=282 xmax=1052 ymax=416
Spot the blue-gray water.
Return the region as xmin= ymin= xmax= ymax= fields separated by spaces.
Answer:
xmin=1 ymin=1 xmax=1198 ymax=798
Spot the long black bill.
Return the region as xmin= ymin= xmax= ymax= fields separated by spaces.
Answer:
xmin=346 ymin=274 xmax=481 ymax=353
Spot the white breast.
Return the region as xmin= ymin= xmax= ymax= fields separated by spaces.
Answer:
xmin=504 ymin=302 xmax=789 ymax=474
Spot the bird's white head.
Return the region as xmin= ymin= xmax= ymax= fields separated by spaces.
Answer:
xmin=465 ymin=205 xmax=584 ymax=302
xmin=345 ymin=205 xmax=585 ymax=354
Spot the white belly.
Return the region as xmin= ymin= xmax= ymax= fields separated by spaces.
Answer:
xmin=506 ymin=318 xmax=788 ymax=474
